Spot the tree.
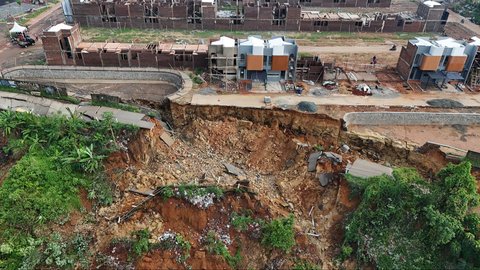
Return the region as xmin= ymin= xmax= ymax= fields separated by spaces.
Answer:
xmin=342 ymin=162 xmax=480 ymax=269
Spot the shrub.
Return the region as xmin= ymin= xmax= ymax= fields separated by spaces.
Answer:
xmin=205 ymin=231 xmax=242 ymax=269
xmin=131 ymin=229 xmax=151 ymax=258
xmin=261 ymin=215 xmax=295 ymax=252
xmin=231 ymin=212 xmax=254 ymax=231
xmin=343 ymin=162 xmax=480 ymax=269
xmin=293 ymin=260 xmax=320 ymax=270
xmin=0 ymin=111 xmax=138 ymax=268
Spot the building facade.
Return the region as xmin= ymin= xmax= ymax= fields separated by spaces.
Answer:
xmin=62 ymin=0 xmax=448 ymax=33
xmin=396 ymin=37 xmax=478 ymax=89
xmin=207 ymin=36 xmax=298 ymax=83
xmin=237 ymin=36 xmax=297 ymax=82
xmin=42 ymin=23 xmax=208 ymax=69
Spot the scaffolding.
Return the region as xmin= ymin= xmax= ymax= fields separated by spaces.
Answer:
xmin=208 ymin=55 xmax=238 ymax=91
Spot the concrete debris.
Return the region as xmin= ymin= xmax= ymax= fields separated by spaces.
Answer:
xmin=340 ymin=144 xmax=350 ymax=153
xmin=323 ymin=152 xmax=342 ymax=164
xmin=160 ymin=132 xmax=175 ymax=147
xmin=224 ymin=163 xmax=245 ymax=176
xmin=318 ymin=173 xmax=335 ymax=187
xmin=297 ymin=101 xmax=317 ymax=112
xmin=346 ymin=159 xmax=393 ymax=178
xmin=308 ymin=152 xmax=323 ymax=172
xmin=128 ymin=188 xmax=155 ymax=196
xmin=186 ymin=193 xmax=216 ymax=208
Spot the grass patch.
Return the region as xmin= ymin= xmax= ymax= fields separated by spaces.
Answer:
xmin=17 ymin=6 xmax=48 ymax=25
xmin=80 ymin=27 xmax=397 ymax=45
xmin=91 ymin=100 xmax=140 ymax=112
xmin=205 ymin=231 xmax=242 ymax=269
xmin=155 ymin=232 xmax=191 ymax=263
xmin=231 ymin=211 xmax=254 ymax=232
xmin=261 ymin=214 xmax=295 ymax=252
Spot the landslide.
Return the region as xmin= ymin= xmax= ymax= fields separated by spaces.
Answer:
xmin=93 ymin=107 xmax=455 ymax=269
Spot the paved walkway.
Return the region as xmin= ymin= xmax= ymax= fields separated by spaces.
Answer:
xmin=0 ymin=91 xmax=154 ymax=129
xmin=190 ymin=92 xmax=480 ymax=109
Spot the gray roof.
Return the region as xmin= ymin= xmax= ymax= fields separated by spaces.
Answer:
xmin=345 ymin=159 xmax=393 ymax=178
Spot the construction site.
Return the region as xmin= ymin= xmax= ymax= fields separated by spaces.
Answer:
xmin=1 ymin=0 xmax=480 ymax=269
xmin=63 ymin=0 xmax=448 ymax=33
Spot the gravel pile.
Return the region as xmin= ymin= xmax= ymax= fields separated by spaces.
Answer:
xmin=297 ymin=101 xmax=317 ymax=112
xmin=426 ymin=99 xmax=464 ymax=108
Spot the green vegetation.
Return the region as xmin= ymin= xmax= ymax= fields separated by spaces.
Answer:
xmin=231 ymin=211 xmax=254 ymax=231
xmin=342 ymin=162 xmax=480 ymax=269
xmin=16 ymin=1 xmax=60 ymax=25
xmin=0 ymin=111 xmax=138 ymax=269
xmin=261 ymin=214 xmax=296 ymax=252
xmin=292 ymin=259 xmax=320 ymax=270
xmin=205 ymin=231 xmax=242 ymax=269
xmin=452 ymin=0 xmax=480 ymax=24
xmin=91 ymin=100 xmax=140 ymax=113
xmin=131 ymin=229 xmax=151 ymax=258
xmin=81 ymin=27 xmax=431 ymax=45
xmin=156 ymin=232 xmax=191 ymax=263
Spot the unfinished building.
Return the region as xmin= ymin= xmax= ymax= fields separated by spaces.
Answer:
xmin=237 ymin=36 xmax=297 ymax=83
xmin=396 ymin=37 xmax=478 ymax=90
xmin=63 ymin=0 xmax=448 ymax=33
xmin=208 ymin=36 xmax=237 ymax=82
xmin=207 ymin=36 xmax=298 ymax=84
xmin=42 ymin=23 xmax=82 ymax=65
xmin=42 ymin=23 xmax=208 ymax=68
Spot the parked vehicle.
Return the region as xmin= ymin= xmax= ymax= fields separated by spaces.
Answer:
xmin=9 ymin=22 xmax=35 ymax=48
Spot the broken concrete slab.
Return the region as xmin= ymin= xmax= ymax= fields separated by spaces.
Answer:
xmin=308 ymin=151 xmax=322 ymax=172
xmin=224 ymin=163 xmax=244 ymax=176
xmin=340 ymin=144 xmax=350 ymax=153
xmin=318 ymin=173 xmax=335 ymax=187
xmin=128 ymin=188 xmax=155 ymax=196
xmin=160 ymin=132 xmax=175 ymax=147
xmin=346 ymin=159 xmax=393 ymax=178
xmin=323 ymin=152 xmax=342 ymax=164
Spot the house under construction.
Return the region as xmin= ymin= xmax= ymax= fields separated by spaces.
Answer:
xmin=208 ymin=36 xmax=299 ymax=84
xmin=62 ymin=0 xmax=449 ymax=33
xmin=42 ymin=23 xmax=208 ymax=68
xmin=396 ymin=36 xmax=478 ymax=90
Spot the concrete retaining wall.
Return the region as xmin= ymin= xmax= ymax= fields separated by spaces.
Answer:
xmin=344 ymin=112 xmax=480 ymax=127
xmin=1 ymin=65 xmax=186 ymax=90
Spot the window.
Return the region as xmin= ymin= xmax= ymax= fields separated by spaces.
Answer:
xmin=121 ymin=53 xmax=128 ymax=60
xmin=131 ymin=53 xmax=138 ymax=60
xmin=355 ymin=21 xmax=363 ymax=27
xmin=174 ymin=55 xmax=184 ymax=61
xmin=334 ymin=0 xmax=345 ymax=3
xmin=397 ymin=20 xmax=403 ymax=27
xmin=314 ymin=21 xmax=328 ymax=26
xmin=368 ymin=0 xmax=380 ymax=3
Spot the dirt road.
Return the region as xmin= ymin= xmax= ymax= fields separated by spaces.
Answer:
xmin=190 ymin=92 xmax=480 ymax=108
xmin=0 ymin=4 xmax=63 ymax=69
xmin=299 ymin=44 xmax=395 ymax=54
xmin=447 ymin=9 xmax=480 ymax=36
